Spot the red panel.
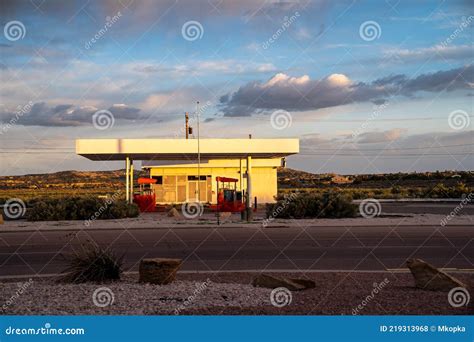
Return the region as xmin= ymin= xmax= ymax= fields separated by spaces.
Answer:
xmin=137 ymin=177 xmax=157 ymax=184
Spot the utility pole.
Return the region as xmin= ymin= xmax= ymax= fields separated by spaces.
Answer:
xmin=185 ymin=112 xmax=189 ymax=139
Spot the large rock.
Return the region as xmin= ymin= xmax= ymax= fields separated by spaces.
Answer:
xmin=139 ymin=258 xmax=182 ymax=285
xmin=252 ymin=274 xmax=315 ymax=291
xmin=406 ymin=258 xmax=466 ymax=291
xmin=288 ymin=278 xmax=317 ymax=289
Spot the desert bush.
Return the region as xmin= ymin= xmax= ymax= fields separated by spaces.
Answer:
xmin=105 ymin=200 xmax=140 ymax=219
xmin=26 ymin=197 xmax=139 ymax=221
xmin=59 ymin=242 xmax=123 ymax=283
xmin=279 ymin=183 xmax=473 ymax=200
xmin=318 ymin=192 xmax=358 ymax=218
xmin=426 ymin=183 xmax=471 ymax=198
xmin=266 ymin=192 xmax=357 ymax=219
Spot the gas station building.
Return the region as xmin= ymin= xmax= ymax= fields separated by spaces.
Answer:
xmin=76 ymin=138 xmax=299 ymax=205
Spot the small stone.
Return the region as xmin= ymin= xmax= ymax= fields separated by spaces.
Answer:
xmin=406 ymin=258 xmax=466 ymax=291
xmin=139 ymin=258 xmax=182 ymax=285
xmin=218 ymin=212 xmax=232 ymax=222
xmin=167 ymin=208 xmax=181 ymax=218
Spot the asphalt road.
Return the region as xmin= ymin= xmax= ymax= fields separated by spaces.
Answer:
xmin=0 ymin=223 xmax=472 ymax=276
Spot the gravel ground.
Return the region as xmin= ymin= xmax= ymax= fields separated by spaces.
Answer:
xmin=4 ymin=212 xmax=473 ymax=232
xmin=0 ymin=272 xmax=472 ymax=315
xmin=0 ymin=275 xmax=271 ymax=315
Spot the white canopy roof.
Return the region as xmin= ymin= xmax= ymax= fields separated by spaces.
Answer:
xmin=76 ymin=138 xmax=299 ymax=161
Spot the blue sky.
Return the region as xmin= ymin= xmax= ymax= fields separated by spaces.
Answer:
xmin=0 ymin=0 xmax=472 ymax=175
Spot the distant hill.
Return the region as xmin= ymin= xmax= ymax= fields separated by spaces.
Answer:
xmin=0 ymin=170 xmax=141 ymax=190
xmin=0 ymin=168 xmax=471 ymax=200
xmin=278 ymin=168 xmax=473 ymax=189
xmin=0 ymin=168 xmax=317 ymax=192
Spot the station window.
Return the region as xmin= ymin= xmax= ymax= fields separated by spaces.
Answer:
xmin=187 ymin=175 xmax=208 ymax=181
xmin=151 ymin=176 xmax=163 ymax=184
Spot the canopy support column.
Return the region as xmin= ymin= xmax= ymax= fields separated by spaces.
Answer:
xmin=129 ymin=159 xmax=134 ymax=203
xmin=239 ymin=158 xmax=243 ymax=191
xmin=245 ymin=155 xmax=253 ymax=222
xmin=125 ymin=157 xmax=130 ymax=203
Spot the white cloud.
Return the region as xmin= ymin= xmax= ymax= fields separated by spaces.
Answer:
xmin=220 ymin=65 xmax=473 ymax=116
xmin=383 ymin=44 xmax=473 ymax=63
xmin=356 ymin=128 xmax=405 ymax=144
xmin=131 ymin=60 xmax=277 ymax=76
